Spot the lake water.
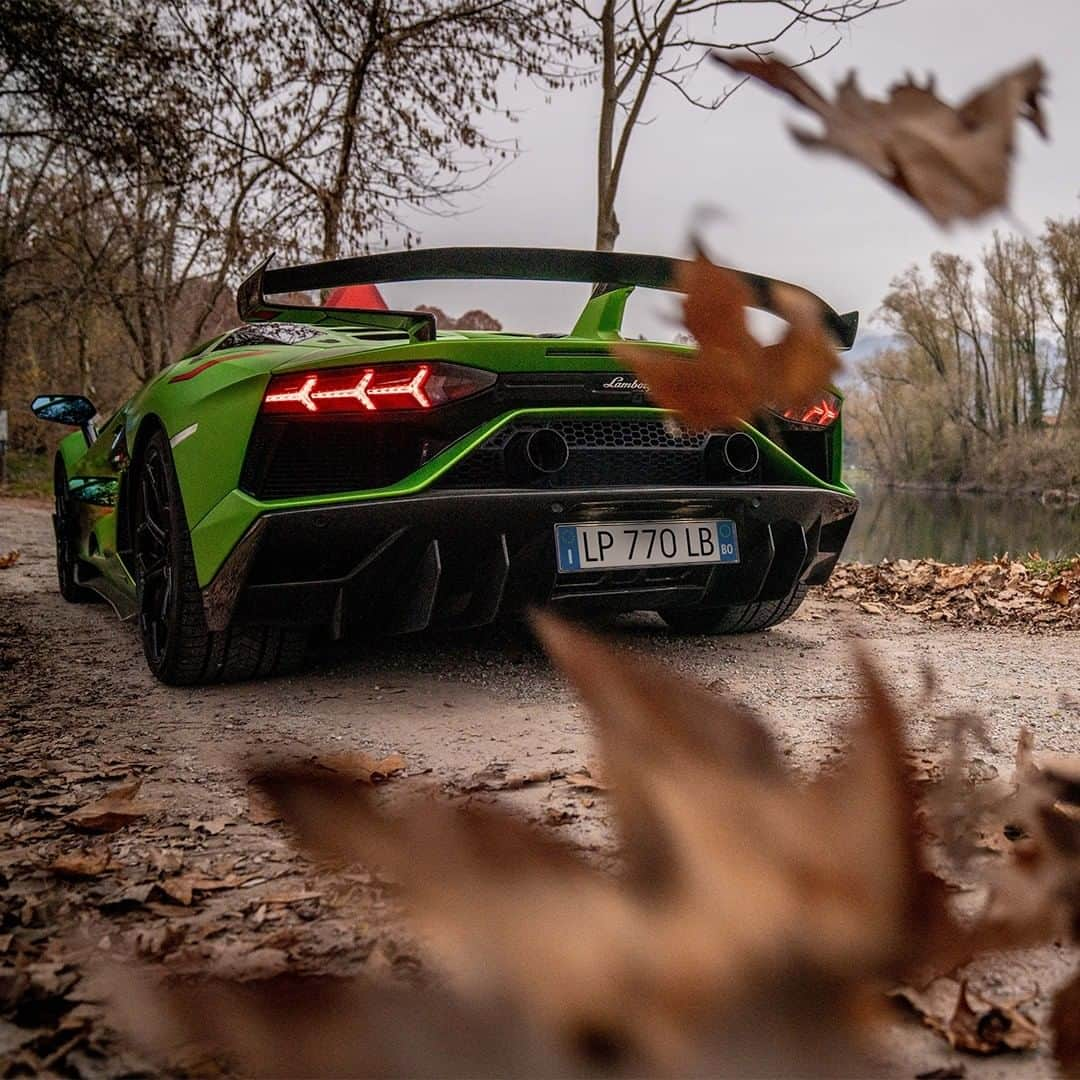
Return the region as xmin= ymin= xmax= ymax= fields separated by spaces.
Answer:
xmin=842 ymin=481 xmax=1080 ymax=564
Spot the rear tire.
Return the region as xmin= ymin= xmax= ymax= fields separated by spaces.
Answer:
xmin=132 ymin=429 xmax=308 ymax=685
xmin=658 ymin=584 xmax=809 ymax=635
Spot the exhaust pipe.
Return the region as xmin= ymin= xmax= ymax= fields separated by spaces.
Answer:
xmin=722 ymin=431 xmax=760 ymax=474
xmin=505 ymin=428 xmax=570 ymax=480
xmin=704 ymin=431 xmax=760 ymax=480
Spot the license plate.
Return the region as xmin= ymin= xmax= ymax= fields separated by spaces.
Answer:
xmin=555 ymin=519 xmax=739 ymax=573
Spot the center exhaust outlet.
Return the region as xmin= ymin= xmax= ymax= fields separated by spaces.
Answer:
xmin=506 ymin=427 xmax=570 ymax=480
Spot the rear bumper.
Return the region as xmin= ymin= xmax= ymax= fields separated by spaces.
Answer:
xmin=202 ymin=485 xmax=858 ymax=634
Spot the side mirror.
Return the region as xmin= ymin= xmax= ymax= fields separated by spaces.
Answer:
xmin=30 ymin=394 xmax=98 ymax=442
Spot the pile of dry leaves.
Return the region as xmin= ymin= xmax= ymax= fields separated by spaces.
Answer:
xmin=825 ymin=557 xmax=1080 ymax=629
xmin=0 ymin=675 xmax=412 ymax=1079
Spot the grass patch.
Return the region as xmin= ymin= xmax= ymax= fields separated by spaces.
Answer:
xmin=1 ymin=449 xmax=52 ymax=498
xmin=1022 ymin=553 xmax=1080 ymax=577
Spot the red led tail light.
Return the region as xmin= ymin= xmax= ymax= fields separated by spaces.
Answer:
xmin=780 ymin=393 xmax=841 ymax=427
xmin=261 ymin=362 xmax=495 ymax=416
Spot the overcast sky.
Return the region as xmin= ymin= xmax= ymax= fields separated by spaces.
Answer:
xmin=380 ymin=0 xmax=1076 ymax=341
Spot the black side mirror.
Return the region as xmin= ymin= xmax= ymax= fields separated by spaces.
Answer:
xmin=30 ymin=394 xmax=98 ymax=442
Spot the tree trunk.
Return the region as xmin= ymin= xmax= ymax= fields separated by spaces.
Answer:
xmin=321 ymin=5 xmax=383 ymax=262
xmin=596 ymin=202 xmax=619 ymax=252
xmin=594 ymin=0 xmax=618 ymax=252
xmin=0 ymin=308 xmax=11 ymax=485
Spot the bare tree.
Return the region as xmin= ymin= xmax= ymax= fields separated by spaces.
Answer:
xmin=572 ymin=0 xmax=903 ymax=250
xmin=0 ymin=0 xmax=199 ymax=177
xmin=859 ymin=219 xmax=1080 ymax=488
xmin=200 ymin=0 xmax=577 ymax=262
xmin=1039 ymin=217 xmax=1080 ymax=425
xmin=0 ymin=142 xmax=65 ymax=474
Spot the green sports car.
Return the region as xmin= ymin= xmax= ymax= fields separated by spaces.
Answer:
xmin=32 ymin=248 xmax=859 ymax=685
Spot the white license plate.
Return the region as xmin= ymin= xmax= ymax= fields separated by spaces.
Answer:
xmin=555 ymin=519 xmax=739 ymax=573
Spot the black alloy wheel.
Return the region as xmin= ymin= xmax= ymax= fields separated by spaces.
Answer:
xmin=132 ymin=428 xmax=308 ymax=685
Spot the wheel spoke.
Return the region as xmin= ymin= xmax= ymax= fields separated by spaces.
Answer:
xmin=159 ymin=572 xmax=172 ymax=621
xmin=139 ymin=554 xmax=167 ymax=581
xmin=138 ymin=514 xmax=166 ymax=546
xmin=146 ymin=460 xmax=170 ymax=519
xmin=141 ymin=476 xmax=166 ymax=533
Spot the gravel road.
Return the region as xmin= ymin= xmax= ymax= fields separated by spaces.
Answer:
xmin=1 ymin=495 xmax=1077 ymax=1076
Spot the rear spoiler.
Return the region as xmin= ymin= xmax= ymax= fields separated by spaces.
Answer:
xmin=237 ymin=247 xmax=859 ymax=349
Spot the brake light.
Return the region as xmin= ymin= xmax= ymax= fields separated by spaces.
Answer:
xmin=261 ymin=362 xmax=495 ymax=415
xmin=780 ymin=394 xmax=840 ymax=427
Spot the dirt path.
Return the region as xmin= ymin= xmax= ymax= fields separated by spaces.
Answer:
xmin=1 ymin=495 xmax=1077 ymax=1076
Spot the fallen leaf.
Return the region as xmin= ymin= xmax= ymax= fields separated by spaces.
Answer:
xmin=314 ymin=751 xmax=406 ymax=784
xmin=0 ymin=550 xmax=19 ymax=569
xmin=614 ymin=253 xmax=840 ymax=429
xmin=564 ymin=768 xmax=612 ymax=793
xmin=713 ymin=53 xmax=1047 ymax=225
xmin=1047 ymin=581 xmax=1071 ymax=606
xmin=262 ymin=890 xmax=323 ymax=905
xmin=99 ymin=883 xmax=154 ymax=913
xmin=48 ymin=848 xmax=110 ymax=879
xmin=892 ymin=977 xmax=1040 ymax=1054
xmin=947 ymin=981 xmax=1041 ymax=1054
xmin=193 ymin=817 xmax=233 ymax=835
xmin=153 ymin=878 xmax=193 ymax=906
xmin=153 ymin=872 xmax=242 ymax=907
xmin=147 ymin=848 xmax=183 ymax=875
xmin=460 ymin=762 xmax=510 ymax=792
xmin=502 ymin=768 xmax=565 ymax=790
xmin=0 ymin=1017 xmax=39 ymax=1056
xmin=66 ymin=780 xmax=150 ymax=833
xmin=859 ymin=601 xmax=887 ymax=615
xmin=901 ymin=600 xmax=933 ymax=615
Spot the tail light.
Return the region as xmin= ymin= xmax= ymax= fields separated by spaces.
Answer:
xmin=776 ymin=393 xmax=840 ymax=427
xmin=261 ymin=362 xmax=496 ymax=416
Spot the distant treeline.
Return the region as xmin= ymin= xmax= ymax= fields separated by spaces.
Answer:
xmin=845 ymin=216 xmax=1080 ymax=495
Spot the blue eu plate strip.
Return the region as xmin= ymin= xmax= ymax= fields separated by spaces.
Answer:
xmin=556 ymin=525 xmax=581 ymax=571
xmin=716 ymin=520 xmax=739 ymax=563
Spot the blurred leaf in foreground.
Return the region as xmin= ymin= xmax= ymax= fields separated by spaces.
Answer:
xmin=713 ymin=53 xmax=1047 ymax=226
xmin=118 ymin=614 xmax=978 ymax=1077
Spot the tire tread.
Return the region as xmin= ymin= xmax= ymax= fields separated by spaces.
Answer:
xmin=659 ymin=584 xmax=810 ymax=636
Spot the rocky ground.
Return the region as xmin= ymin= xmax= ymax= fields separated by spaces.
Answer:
xmin=0 ymin=495 xmax=1077 ymax=1077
